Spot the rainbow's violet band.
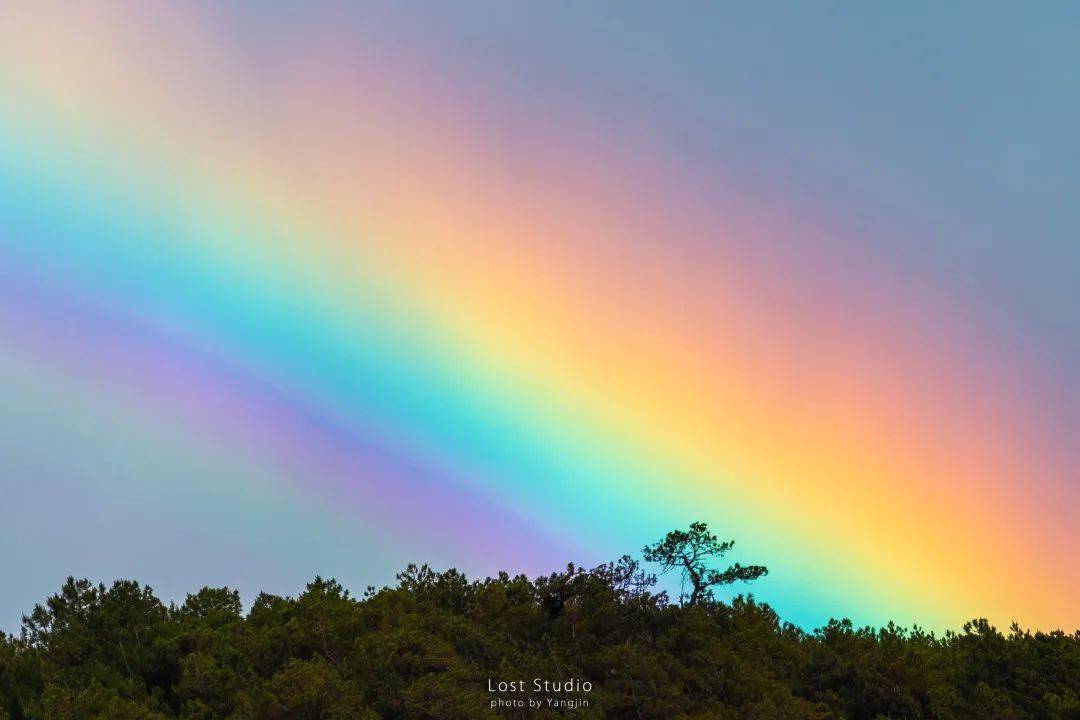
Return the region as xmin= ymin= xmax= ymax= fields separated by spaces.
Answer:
xmin=1 ymin=2 xmax=1077 ymax=630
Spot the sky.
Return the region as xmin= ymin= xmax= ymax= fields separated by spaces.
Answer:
xmin=1 ymin=1 xmax=1077 ymax=632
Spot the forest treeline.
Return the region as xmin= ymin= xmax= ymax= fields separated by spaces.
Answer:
xmin=1 ymin=524 xmax=1079 ymax=719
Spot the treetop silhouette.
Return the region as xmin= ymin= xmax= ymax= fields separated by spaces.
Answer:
xmin=643 ymin=521 xmax=768 ymax=605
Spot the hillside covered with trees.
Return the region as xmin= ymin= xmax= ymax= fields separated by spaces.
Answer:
xmin=1 ymin=524 xmax=1078 ymax=719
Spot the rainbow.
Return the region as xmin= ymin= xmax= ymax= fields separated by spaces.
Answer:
xmin=1 ymin=2 xmax=1076 ymax=630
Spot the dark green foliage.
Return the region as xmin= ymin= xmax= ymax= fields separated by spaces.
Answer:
xmin=2 ymin=527 xmax=1078 ymax=719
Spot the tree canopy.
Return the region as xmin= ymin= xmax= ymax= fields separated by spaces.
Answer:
xmin=1 ymin=523 xmax=1078 ymax=719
